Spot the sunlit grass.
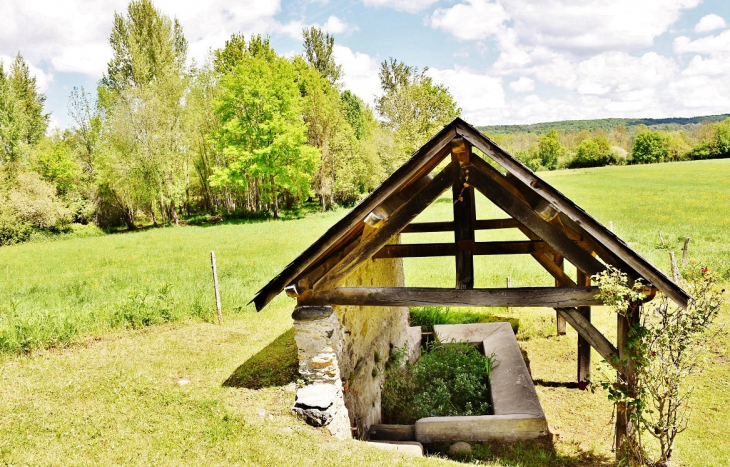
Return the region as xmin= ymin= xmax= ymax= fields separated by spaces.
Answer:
xmin=0 ymin=159 xmax=728 ymax=465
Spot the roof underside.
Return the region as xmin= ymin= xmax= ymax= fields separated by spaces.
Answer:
xmin=251 ymin=118 xmax=691 ymax=311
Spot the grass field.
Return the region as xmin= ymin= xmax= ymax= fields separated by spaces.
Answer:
xmin=1 ymin=159 xmax=729 ymax=466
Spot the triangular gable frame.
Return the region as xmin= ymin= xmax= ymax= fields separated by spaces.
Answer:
xmin=251 ymin=118 xmax=690 ymax=312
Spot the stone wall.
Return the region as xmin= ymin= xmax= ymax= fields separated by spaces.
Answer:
xmin=334 ymin=238 xmax=410 ymax=436
xmin=292 ymin=236 xmax=412 ymax=438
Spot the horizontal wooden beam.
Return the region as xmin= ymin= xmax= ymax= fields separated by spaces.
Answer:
xmin=554 ymin=307 xmax=626 ymax=376
xmin=401 ymin=218 xmax=520 ymax=233
xmin=299 ymin=286 xmax=603 ymax=308
xmin=372 ymin=241 xmax=547 ymax=259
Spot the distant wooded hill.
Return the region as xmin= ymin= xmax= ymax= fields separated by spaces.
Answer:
xmin=477 ymin=114 xmax=730 ymax=135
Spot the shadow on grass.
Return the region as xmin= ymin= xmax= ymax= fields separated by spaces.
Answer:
xmin=223 ymin=328 xmax=299 ymax=389
xmin=532 ymin=379 xmax=580 ymax=389
xmin=426 ymin=437 xmax=613 ymax=467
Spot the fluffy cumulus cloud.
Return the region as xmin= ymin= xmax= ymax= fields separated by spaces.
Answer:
xmin=333 ymin=45 xmax=382 ymax=108
xmin=430 ymin=1 xmax=509 ymax=41
xmin=694 ymin=13 xmax=727 ymax=33
xmin=508 ymin=77 xmax=534 ymax=93
xmin=362 ymin=0 xmax=439 ymax=13
xmin=426 ymin=66 xmax=505 ymax=122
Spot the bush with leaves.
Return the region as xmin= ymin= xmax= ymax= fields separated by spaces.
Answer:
xmin=382 ymin=341 xmax=493 ymax=424
xmin=592 ymin=265 xmax=724 ymax=466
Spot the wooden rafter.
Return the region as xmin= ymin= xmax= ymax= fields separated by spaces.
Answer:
xmin=314 ymin=163 xmax=457 ymax=290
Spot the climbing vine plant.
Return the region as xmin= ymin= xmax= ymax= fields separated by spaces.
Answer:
xmin=592 ymin=265 xmax=724 ymax=466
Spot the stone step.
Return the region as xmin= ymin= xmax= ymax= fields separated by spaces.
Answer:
xmin=365 ymin=441 xmax=423 ymax=457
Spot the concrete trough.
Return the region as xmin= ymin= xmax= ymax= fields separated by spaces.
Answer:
xmin=414 ymin=322 xmax=548 ymax=443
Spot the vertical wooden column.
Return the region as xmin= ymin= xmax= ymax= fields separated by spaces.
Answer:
xmin=576 ymin=269 xmax=591 ymax=384
xmin=554 ymin=253 xmax=567 ymax=335
xmin=451 ymin=137 xmax=475 ymax=290
xmin=615 ymin=302 xmax=640 ymax=459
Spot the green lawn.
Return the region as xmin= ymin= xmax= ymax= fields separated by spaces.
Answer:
xmin=1 ymin=159 xmax=729 ymax=466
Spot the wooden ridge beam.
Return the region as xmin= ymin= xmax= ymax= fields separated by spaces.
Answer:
xmin=402 ymin=218 xmax=520 ymax=233
xmin=373 ymin=240 xmax=548 ymax=259
xmin=554 ymin=307 xmax=626 ymax=376
xmin=315 ymin=163 xmax=457 ymax=290
xmin=468 ymin=163 xmax=606 ymax=277
xmin=299 ymin=286 xmax=604 ymax=308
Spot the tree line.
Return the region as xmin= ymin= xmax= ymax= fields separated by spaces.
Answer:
xmin=0 ymin=0 xmax=459 ymax=244
xmin=485 ymin=118 xmax=730 ymax=171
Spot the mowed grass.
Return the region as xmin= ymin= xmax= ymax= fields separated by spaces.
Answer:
xmin=0 ymin=159 xmax=729 ymax=466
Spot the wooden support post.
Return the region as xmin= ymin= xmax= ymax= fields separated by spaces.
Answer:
xmin=452 ymin=138 xmax=475 ymax=289
xmin=555 ymin=254 xmax=567 ymax=336
xmin=577 ymin=269 xmax=591 ymax=384
xmin=615 ymin=302 xmax=640 ymax=459
xmin=682 ymin=237 xmax=690 ymax=265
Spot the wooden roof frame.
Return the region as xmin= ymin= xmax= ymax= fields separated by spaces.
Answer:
xmin=251 ymin=117 xmax=690 ymax=312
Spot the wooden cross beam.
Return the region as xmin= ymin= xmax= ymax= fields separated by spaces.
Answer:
xmin=372 ymin=240 xmax=548 ymax=259
xmin=451 ymin=138 xmax=476 ymax=289
xmin=299 ymin=286 xmax=603 ymax=308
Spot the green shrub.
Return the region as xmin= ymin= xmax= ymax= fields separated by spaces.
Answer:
xmin=0 ymin=211 xmax=31 ymax=245
xmin=382 ymin=342 xmax=494 ymax=424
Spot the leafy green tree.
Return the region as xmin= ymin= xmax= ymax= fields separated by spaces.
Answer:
xmin=569 ymin=136 xmax=618 ymax=168
xmin=98 ymin=0 xmax=190 ymax=227
xmin=211 ymin=54 xmax=318 ymax=218
xmin=0 ymin=62 xmax=28 ymax=163
xmin=713 ymin=117 xmax=730 ymax=157
xmin=376 ymin=58 xmax=460 ymax=160
xmin=101 ymin=0 xmax=187 ymax=94
xmin=7 ymin=53 xmax=48 ymax=145
xmin=213 ymin=34 xmax=276 ymax=74
xmin=340 ymin=90 xmax=368 ymax=140
xmin=632 ymin=131 xmax=669 ymax=164
xmin=537 ymin=130 xmax=564 ymax=170
xmin=302 ymin=27 xmax=342 ymax=86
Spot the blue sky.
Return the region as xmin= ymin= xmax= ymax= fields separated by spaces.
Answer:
xmin=1 ymin=0 xmax=729 ymax=130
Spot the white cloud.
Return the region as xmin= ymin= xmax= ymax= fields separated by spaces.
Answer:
xmin=508 ymin=76 xmax=534 ymax=92
xmin=674 ymin=30 xmax=730 ymax=55
xmin=0 ymin=54 xmax=54 ymax=92
xmin=694 ymin=14 xmax=727 ymax=33
xmin=426 ymin=66 xmax=505 ymax=123
xmin=322 ymin=15 xmax=356 ymax=34
xmin=430 ymin=1 xmax=509 ymax=41
xmin=333 ymin=45 xmax=381 ymax=108
xmin=575 ymin=52 xmax=676 ymax=97
xmin=362 ymin=0 xmax=439 ymax=13
xmin=431 ymin=0 xmax=701 ymax=53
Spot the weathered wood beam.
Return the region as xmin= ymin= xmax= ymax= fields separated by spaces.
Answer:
xmin=288 ymin=235 xmax=362 ymax=297
xmin=373 ymin=241 xmax=547 ymax=259
xmin=315 ymin=164 xmax=457 ymax=290
xmin=616 ymin=302 xmax=641 ymax=458
xmin=251 ymin=125 xmax=456 ymax=311
xmin=402 ymin=218 xmax=520 ymax=233
xmin=456 ymin=121 xmax=690 ymax=308
xmin=452 ymin=139 xmax=475 ymax=289
xmin=554 ymin=307 xmax=625 ymax=375
xmin=300 ymin=286 xmax=604 ymax=308
xmin=577 ymin=269 xmax=591 ymax=384
xmin=468 ymin=164 xmax=606 ymax=277
xmin=363 ymin=174 xmax=434 ymax=234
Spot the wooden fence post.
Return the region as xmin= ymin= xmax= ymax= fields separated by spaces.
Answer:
xmin=682 ymin=237 xmax=690 ymax=265
xmin=211 ymin=251 xmax=222 ymax=325
xmin=669 ymin=251 xmax=680 ymax=283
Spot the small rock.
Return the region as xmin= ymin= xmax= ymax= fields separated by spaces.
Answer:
xmin=177 ymin=378 xmax=190 ymax=386
xmin=449 ymin=441 xmax=472 ymax=455
xmin=294 ymin=383 xmax=337 ymax=410
xmin=280 ymin=427 xmax=293 ymax=435
xmin=258 ymin=409 xmax=266 ymax=418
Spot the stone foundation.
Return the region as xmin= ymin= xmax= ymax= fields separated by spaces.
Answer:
xmin=291 ymin=236 xmax=411 ymax=438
